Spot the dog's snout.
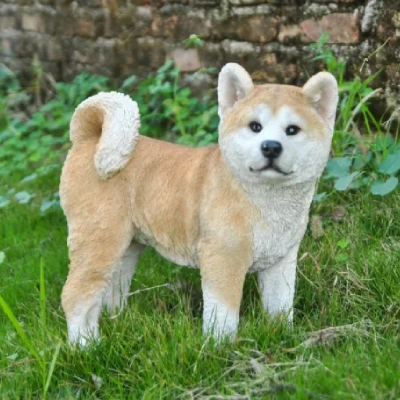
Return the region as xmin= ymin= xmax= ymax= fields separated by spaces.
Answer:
xmin=261 ymin=140 xmax=282 ymax=159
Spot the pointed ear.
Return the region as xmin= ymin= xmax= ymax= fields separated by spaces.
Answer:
xmin=303 ymin=72 xmax=338 ymax=133
xmin=218 ymin=63 xmax=254 ymax=118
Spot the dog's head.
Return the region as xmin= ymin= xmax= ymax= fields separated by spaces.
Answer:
xmin=218 ymin=63 xmax=338 ymax=186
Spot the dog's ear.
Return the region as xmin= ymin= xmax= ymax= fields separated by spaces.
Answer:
xmin=218 ymin=63 xmax=253 ymax=118
xmin=303 ymin=72 xmax=338 ymax=133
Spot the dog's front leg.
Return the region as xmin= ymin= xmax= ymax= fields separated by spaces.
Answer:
xmin=257 ymin=244 xmax=300 ymax=322
xmin=199 ymin=240 xmax=250 ymax=340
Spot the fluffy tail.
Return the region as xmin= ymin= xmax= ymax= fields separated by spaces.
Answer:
xmin=70 ymin=91 xmax=140 ymax=179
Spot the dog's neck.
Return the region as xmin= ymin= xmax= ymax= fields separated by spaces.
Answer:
xmin=242 ymin=179 xmax=316 ymax=223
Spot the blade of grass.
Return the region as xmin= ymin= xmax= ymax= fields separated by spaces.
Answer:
xmin=40 ymin=260 xmax=46 ymax=337
xmin=44 ymin=339 xmax=62 ymax=395
xmin=0 ymin=294 xmax=44 ymax=369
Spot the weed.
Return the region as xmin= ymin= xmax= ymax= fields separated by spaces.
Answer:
xmin=0 ymin=262 xmax=62 ymax=399
xmin=120 ymin=59 xmax=219 ymax=145
xmin=0 ymin=36 xmax=399 ymax=399
xmin=0 ymin=59 xmax=218 ymax=214
xmin=311 ymin=33 xmax=400 ymax=199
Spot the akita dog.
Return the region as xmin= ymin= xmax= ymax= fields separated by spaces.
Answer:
xmin=60 ymin=63 xmax=338 ymax=346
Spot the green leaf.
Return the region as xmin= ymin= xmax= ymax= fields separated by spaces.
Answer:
xmin=20 ymin=173 xmax=38 ymax=184
xmin=184 ymin=34 xmax=204 ymax=48
xmin=6 ymin=353 xmax=18 ymax=361
xmin=370 ymin=177 xmax=399 ymax=196
xmin=313 ymin=192 xmax=327 ymax=202
xmin=40 ymin=199 xmax=59 ymax=214
xmin=325 ymin=157 xmax=352 ymax=178
xmin=350 ymin=176 xmax=370 ymax=189
xmin=337 ymin=240 xmax=349 ymax=249
xmin=15 ymin=191 xmax=34 ymax=204
xmin=334 ymin=172 xmax=359 ymax=191
xmin=373 ymin=136 xmax=395 ymax=152
xmin=0 ymin=195 xmax=9 ymax=208
xmin=120 ymin=75 xmax=137 ymax=92
xmin=378 ymin=149 xmax=400 ymax=175
xmin=0 ymin=251 xmax=5 ymax=264
xmin=353 ymin=151 xmax=372 ymax=171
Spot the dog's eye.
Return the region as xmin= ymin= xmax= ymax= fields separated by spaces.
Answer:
xmin=285 ymin=125 xmax=300 ymax=136
xmin=249 ymin=121 xmax=262 ymax=133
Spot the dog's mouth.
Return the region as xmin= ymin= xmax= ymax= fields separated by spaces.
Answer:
xmin=249 ymin=160 xmax=293 ymax=176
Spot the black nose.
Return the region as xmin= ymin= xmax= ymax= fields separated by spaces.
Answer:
xmin=261 ymin=140 xmax=282 ymax=159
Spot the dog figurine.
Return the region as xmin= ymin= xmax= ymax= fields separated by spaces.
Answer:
xmin=60 ymin=63 xmax=338 ymax=346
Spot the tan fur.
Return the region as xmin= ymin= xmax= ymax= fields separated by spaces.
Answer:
xmin=221 ymin=85 xmax=327 ymax=140
xmin=61 ymin=136 xmax=258 ymax=319
xmin=60 ymin=64 xmax=338 ymax=344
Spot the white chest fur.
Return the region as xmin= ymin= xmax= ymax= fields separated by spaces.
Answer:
xmin=246 ymin=181 xmax=315 ymax=273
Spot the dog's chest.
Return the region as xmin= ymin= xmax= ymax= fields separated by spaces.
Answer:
xmin=249 ymin=216 xmax=306 ymax=272
xmin=246 ymin=186 xmax=312 ymax=273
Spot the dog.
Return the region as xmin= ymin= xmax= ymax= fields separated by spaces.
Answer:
xmin=60 ymin=63 xmax=338 ymax=346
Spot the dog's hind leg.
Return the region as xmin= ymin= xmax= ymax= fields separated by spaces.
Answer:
xmin=102 ymin=242 xmax=145 ymax=314
xmin=61 ymin=219 xmax=133 ymax=347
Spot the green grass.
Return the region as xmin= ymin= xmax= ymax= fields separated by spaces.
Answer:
xmin=1 ymin=166 xmax=399 ymax=399
xmin=1 ymin=33 xmax=399 ymax=398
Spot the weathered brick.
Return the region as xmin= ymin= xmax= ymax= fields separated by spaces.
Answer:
xmin=22 ymin=13 xmax=43 ymax=32
xmin=76 ymin=18 xmax=95 ymax=37
xmin=151 ymin=12 xmax=210 ymax=39
xmin=14 ymin=0 xmax=33 ymax=5
xmin=135 ymin=37 xmax=166 ymax=69
xmin=198 ymin=42 xmax=224 ymax=68
xmin=231 ymin=0 xmax=305 ymax=4
xmin=46 ymin=38 xmax=62 ymax=61
xmin=0 ymin=0 xmax=395 ymax=102
xmin=151 ymin=14 xmax=178 ymax=37
xmin=75 ymin=0 xmax=104 ymax=7
xmin=278 ymin=24 xmax=301 ymax=43
xmin=252 ymin=62 xmax=298 ymax=84
xmin=66 ymin=37 xmax=96 ymax=64
xmin=229 ymin=0 xmax=270 ymax=4
xmin=236 ymin=15 xmax=278 ymax=43
xmin=301 ymin=13 xmax=360 ymax=43
xmin=0 ymin=37 xmax=13 ymax=56
xmin=221 ymin=40 xmax=257 ymax=56
xmin=0 ymin=4 xmax=19 ymax=29
xmin=392 ymin=12 xmax=400 ymax=28
xmin=0 ymin=15 xmax=16 ymax=30
xmin=135 ymin=0 xmax=162 ymax=6
xmin=386 ymin=64 xmax=400 ymax=82
xmin=74 ymin=9 xmax=106 ymax=38
xmin=39 ymin=0 xmax=57 ymax=5
xmin=262 ymin=0 xmax=306 ymax=3
xmin=116 ymin=5 xmax=152 ymax=38
xmin=214 ymin=15 xmax=278 ymax=43
xmin=169 ymin=48 xmax=201 ymax=71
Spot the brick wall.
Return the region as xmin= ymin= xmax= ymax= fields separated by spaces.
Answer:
xmin=0 ymin=0 xmax=398 ymax=96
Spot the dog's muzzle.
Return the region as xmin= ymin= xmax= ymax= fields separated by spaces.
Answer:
xmin=249 ymin=161 xmax=292 ymax=175
xmin=261 ymin=140 xmax=282 ymax=159
xmin=249 ymin=140 xmax=292 ymax=175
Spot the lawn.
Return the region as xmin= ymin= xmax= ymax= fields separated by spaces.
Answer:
xmin=0 ymin=36 xmax=400 ymax=398
xmin=1 ymin=148 xmax=399 ymax=399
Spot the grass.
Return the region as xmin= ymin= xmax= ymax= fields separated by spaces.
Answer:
xmin=0 ymin=35 xmax=399 ymax=397
xmin=0 ymin=164 xmax=399 ymax=399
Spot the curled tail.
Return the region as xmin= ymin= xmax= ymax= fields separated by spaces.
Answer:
xmin=70 ymin=91 xmax=140 ymax=179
